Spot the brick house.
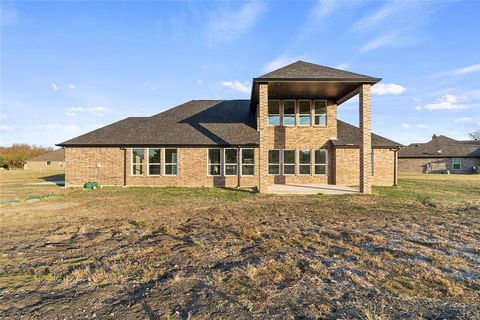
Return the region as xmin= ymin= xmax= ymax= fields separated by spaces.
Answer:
xmin=58 ymin=61 xmax=402 ymax=193
xmin=398 ymin=134 xmax=480 ymax=174
xmin=24 ymin=149 xmax=65 ymax=170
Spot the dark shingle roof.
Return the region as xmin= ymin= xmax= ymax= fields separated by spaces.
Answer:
xmin=256 ymin=61 xmax=381 ymax=82
xmin=332 ymin=120 xmax=402 ymax=148
xmin=399 ymin=135 xmax=480 ymax=158
xmin=27 ymin=149 xmax=65 ymax=162
xmin=58 ymin=100 xmax=259 ymax=147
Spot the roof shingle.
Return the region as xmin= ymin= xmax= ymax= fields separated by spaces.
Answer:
xmin=399 ymin=135 xmax=480 ymax=158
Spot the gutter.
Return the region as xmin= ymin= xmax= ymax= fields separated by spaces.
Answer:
xmin=393 ymin=147 xmax=401 ymax=186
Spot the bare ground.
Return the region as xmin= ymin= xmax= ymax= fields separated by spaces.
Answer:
xmin=0 ymin=170 xmax=479 ymax=319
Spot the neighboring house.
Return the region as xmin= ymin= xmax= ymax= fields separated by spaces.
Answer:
xmin=24 ymin=149 xmax=65 ymax=170
xmin=57 ymin=61 xmax=402 ymax=193
xmin=398 ymin=134 xmax=480 ymax=174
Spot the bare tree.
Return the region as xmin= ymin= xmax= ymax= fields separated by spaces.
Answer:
xmin=468 ymin=129 xmax=480 ymax=140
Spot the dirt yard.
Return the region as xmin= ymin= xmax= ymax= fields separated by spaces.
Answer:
xmin=0 ymin=170 xmax=479 ymax=319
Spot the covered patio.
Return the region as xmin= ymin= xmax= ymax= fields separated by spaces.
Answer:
xmin=267 ymin=183 xmax=358 ymax=195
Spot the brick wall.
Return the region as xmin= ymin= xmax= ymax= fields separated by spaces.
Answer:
xmin=398 ymin=157 xmax=480 ymax=174
xmin=359 ymin=84 xmax=372 ymax=193
xmin=24 ymin=161 xmax=64 ymax=170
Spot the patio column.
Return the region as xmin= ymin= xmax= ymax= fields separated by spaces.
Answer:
xmin=359 ymin=84 xmax=372 ymax=194
xmin=258 ymin=83 xmax=268 ymax=193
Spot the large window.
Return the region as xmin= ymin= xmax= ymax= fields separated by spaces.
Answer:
xmin=299 ymin=100 xmax=311 ymax=126
xmin=299 ymin=149 xmax=311 ymax=175
xmin=241 ymin=149 xmax=255 ymax=176
xmin=283 ymin=100 xmax=295 ymax=126
xmin=268 ymin=100 xmax=280 ymax=126
xmin=208 ymin=148 xmax=221 ymax=176
xmin=315 ymin=149 xmax=327 ymax=175
xmin=452 ymin=158 xmax=461 ymax=170
xmin=268 ymin=150 xmax=280 ymax=175
xmin=164 ymin=148 xmax=178 ymax=176
xmin=224 ymin=148 xmax=238 ymax=176
xmin=314 ymin=100 xmax=327 ymax=126
xmin=283 ymin=150 xmax=295 ymax=175
xmin=148 ymin=148 xmax=161 ymax=175
xmin=132 ymin=148 xmax=144 ymax=175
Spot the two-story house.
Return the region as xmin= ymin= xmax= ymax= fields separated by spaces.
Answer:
xmin=58 ymin=61 xmax=402 ymax=193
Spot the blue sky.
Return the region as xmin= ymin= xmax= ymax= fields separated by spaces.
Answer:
xmin=1 ymin=0 xmax=479 ymax=147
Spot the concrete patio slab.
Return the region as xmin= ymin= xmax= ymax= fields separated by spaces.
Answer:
xmin=267 ymin=183 xmax=358 ymax=195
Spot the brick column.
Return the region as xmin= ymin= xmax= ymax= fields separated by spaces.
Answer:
xmin=258 ymin=83 xmax=268 ymax=193
xmin=359 ymin=84 xmax=372 ymax=194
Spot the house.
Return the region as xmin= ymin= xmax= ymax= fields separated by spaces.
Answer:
xmin=57 ymin=61 xmax=402 ymax=193
xmin=398 ymin=134 xmax=480 ymax=174
xmin=24 ymin=149 xmax=65 ymax=170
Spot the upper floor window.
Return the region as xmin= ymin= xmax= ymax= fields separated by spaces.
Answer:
xmin=283 ymin=100 xmax=295 ymax=126
xmin=299 ymin=149 xmax=311 ymax=175
xmin=452 ymin=158 xmax=461 ymax=170
xmin=283 ymin=150 xmax=295 ymax=175
xmin=268 ymin=100 xmax=280 ymax=126
xmin=208 ymin=148 xmax=221 ymax=176
xmin=224 ymin=148 xmax=238 ymax=176
xmin=299 ymin=100 xmax=311 ymax=126
xmin=148 ymin=148 xmax=161 ymax=175
xmin=241 ymin=149 xmax=255 ymax=176
xmin=315 ymin=149 xmax=327 ymax=175
xmin=164 ymin=148 xmax=178 ymax=176
xmin=268 ymin=150 xmax=280 ymax=175
xmin=132 ymin=148 xmax=144 ymax=176
xmin=314 ymin=100 xmax=327 ymax=126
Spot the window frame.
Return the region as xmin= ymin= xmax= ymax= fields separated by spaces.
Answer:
xmin=131 ymin=148 xmax=145 ymax=176
xmin=241 ymin=148 xmax=255 ymax=177
xmin=298 ymin=100 xmax=312 ymax=127
xmin=207 ymin=148 xmax=222 ymax=177
xmin=314 ymin=100 xmax=327 ymax=127
xmin=268 ymin=149 xmax=281 ymax=176
xmin=298 ymin=149 xmax=312 ymax=176
xmin=283 ymin=149 xmax=296 ymax=176
xmin=224 ymin=148 xmax=238 ymax=176
xmin=282 ymin=100 xmax=296 ymax=127
xmin=452 ymin=158 xmax=461 ymax=170
xmin=267 ymin=100 xmax=281 ymax=126
xmin=163 ymin=148 xmax=178 ymax=176
xmin=314 ymin=149 xmax=328 ymax=176
xmin=147 ymin=148 xmax=161 ymax=176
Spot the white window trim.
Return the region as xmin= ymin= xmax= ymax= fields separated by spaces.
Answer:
xmin=314 ymin=149 xmax=328 ymax=176
xmin=163 ymin=148 xmax=178 ymax=176
xmin=131 ymin=148 xmax=145 ymax=176
xmin=282 ymin=100 xmax=296 ymax=127
xmin=298 ymin=100 xmax=311 ymax=127
xmin=298 ymin=149 xmax=312 ymax=176
xmin=241 ymin=148 xmax=255 ymax=177
xmin=313 ymin=99 xmax=327 ymax=127
xmin=268 ymin=149 xmax=281 ymax=176
xmin=147 ymin=148 xmax=161 ymax=176
xmin=452 ymin=158 xmax=461 ymax=170
xmin=267 ymin=100 xmax=281 ymax=126
xmin=207 ymin=148 xmax=222 ymax=177
xmin=282 ymin=149 xmax=296 ymax=176
xmin=224 ymin=148 xmax=238 ymax=176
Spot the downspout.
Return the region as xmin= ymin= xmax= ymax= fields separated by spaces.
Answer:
xmin=393 ymin=147 xmax=400 ymax=186
xmin=237 ymin=146 xmax=241 ymax=188
xmin=120 ymin=147 xmax=127 ymax=187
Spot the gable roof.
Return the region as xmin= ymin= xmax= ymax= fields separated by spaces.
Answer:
xmin=58 ymin=100 xmax=401 ymax=148
xmin=27 ymin=149 xmax=65 ymax=162
xmin=255 ymin=61 xmax=381 ymax=82
xmin=399 ymin=135 xmax=480 ymax=158
xmin=332 ymin=120 xmax=402 ymax=148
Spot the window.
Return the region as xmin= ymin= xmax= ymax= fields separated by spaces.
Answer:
xmin=283 ymin=100 xmax=295 ymax=126
xmin=453 ymin=158 xmax=461 ymax=170
xmin=314 ymin=100 xmax=327 ymax=126
xmin=315 ymin=149 xmax=327 ymax=175
xmin=283 ymin=150 xmax=295 ymax=175
xmin=224 ymin=148 xmax=238 ymax=176
xmin=268 ymin=100 xmax=280 ymax=126
xmin=148 ymin=148 xmax=161 ymax=175
xmin=46 ymin=161 xmax=51 ymax=166
xmin=208 ymin=148 xmax=221 ymax=176
xmin=299 ymin=100 xmax=311 ymax=126
xmin=164 ymin=148 xmax=178 ymax=176
xmin=241 ymin=149 xmax=255 ymax=176
xmin=132 ymin=148 xmax=144 ymax=175
xmin=268 ymin=150 xmax=280 ymax=175
xmin=299 ymin=150 xmax=311 ymax=175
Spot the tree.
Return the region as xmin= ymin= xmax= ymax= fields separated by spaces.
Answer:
xmin=468 ymin=129 xmax=480 ymax=140
xmin=0 ymin=143 xmax=54 ymax=169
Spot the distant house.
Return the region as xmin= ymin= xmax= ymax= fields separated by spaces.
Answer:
xmin=24 ymin=149 xmax=65 ymax=170
xmin=398 ymin=135 xmax=480 ymax=174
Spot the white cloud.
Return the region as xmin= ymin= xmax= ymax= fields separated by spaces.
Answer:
xmin=335 ymin=62 xmax=350 ymax=70
xmin=221 ymin=81 xmax=250 ymax=94
xmin=351 ymin=1 xmax=407 ymax=33
xmin=0 ymin=125 xmax=13 ymax=131
xmin=36 ymin=124 xmax=80 ymax=131
xmin=207 ymin=1 xmax=266 ymax=43
xmin=452 ymin=64 xmax=480 ymax=76
xmin=51 ymin=83 xmax=59 ymax=91
xmin=65 ymin=106 xmax=109 ymax=117
xmin=371 ymin=83 xmax=407 ymax=95
xmin=197 ymin=80 xmax=203 ymax=84
xmin=68 ymin=84 xmax=76 ymax=89
xmin=360 ymin=34 xmax=397 ymax=52
xmin=416 ymin=124 xmax=428 ymax=129
xmin=401 ymin=123 xmax=410 ymax=128
xmin=424 ymin=95 xmax=467 ymax=110
xmin=454 ymin=117 xmax=475 ymax=124
xmin=262 ymin=54 xmax=301 ymax=73
xmin=415 ymin=106 xmax=422 ymax=111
